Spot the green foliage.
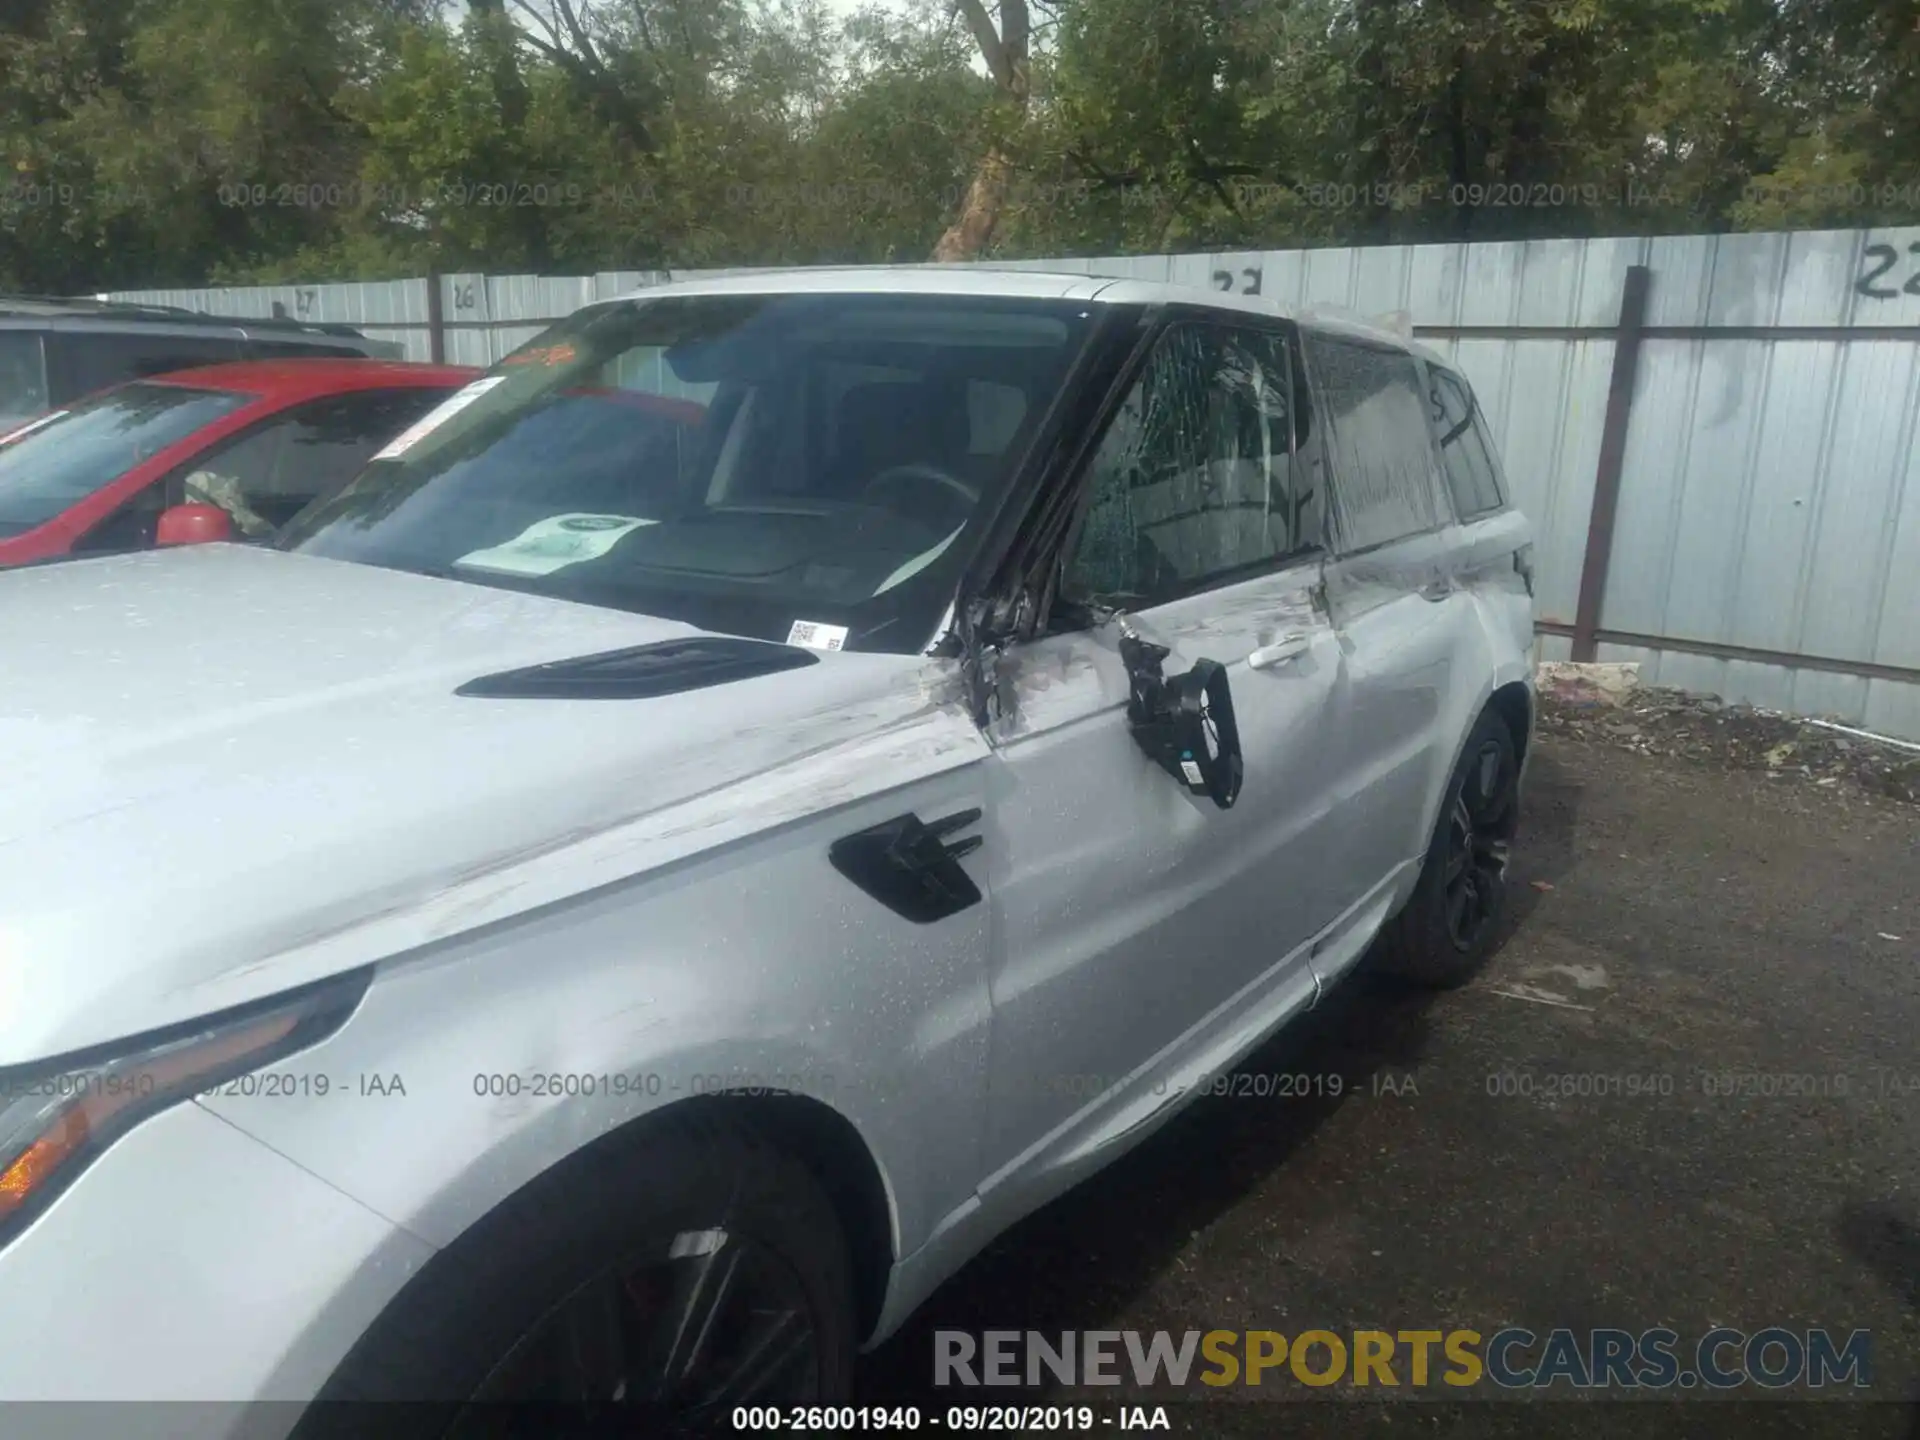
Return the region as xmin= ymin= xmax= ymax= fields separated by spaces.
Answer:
xmin=0 ymin=0 xmax=1914 ymax=289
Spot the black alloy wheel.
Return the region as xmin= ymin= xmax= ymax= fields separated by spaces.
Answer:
xmin=1374 ymin=707 xmax=1521 ymax=987
xmin=1439 ymin=734 xmax=1517 ymax=952
xmin=449 ymin=1226 xmax=820 ymax=1434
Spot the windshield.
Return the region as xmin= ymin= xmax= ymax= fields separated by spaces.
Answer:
xmin=281 ymin=293 xmax=1094 ymax=653
xmin=0 ymin=381 xmax=252 ymax=536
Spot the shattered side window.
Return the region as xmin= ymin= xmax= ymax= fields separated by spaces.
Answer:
xmin=1429 ymin=368 xmax=1506 ymax=518
xmin=1065 ymin=323 xmax=1312 ymax=607
xmin=1303 ymin=333 xmax=1444 ymax=552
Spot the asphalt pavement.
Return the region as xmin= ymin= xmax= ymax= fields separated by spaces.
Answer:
xmin=860 ymin=731 xmax=1920 ymax=1439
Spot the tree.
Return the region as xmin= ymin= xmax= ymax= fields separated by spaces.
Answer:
xmin=931 ymin=0 xmax=1030 ymax=259
xmin=0 ymin=0 xmax=402 ymax=289
xmin=1733 ymin=0 xmax=1920 ymax=229
xmin=1024 ymin=0 xmax=1322 ymax=253
xmin=3 ymin=0 xmax=1917 ymax=290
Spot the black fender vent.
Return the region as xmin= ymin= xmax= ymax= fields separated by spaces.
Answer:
xmin=829 ymin=809 xmax=984 ymax=923
xmin=456 ymin=637 xmax=819 ymax=699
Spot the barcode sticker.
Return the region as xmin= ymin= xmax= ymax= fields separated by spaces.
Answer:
xmin=786 ymin=620 xmax=849 ymax=652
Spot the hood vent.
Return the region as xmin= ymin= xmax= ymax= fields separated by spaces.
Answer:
xmin=457 ymin=637 xmax=820 ymax=700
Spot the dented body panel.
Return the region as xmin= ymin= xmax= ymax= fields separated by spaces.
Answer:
xmin=0 ymin=544 xmax=988 ymax=1064
xmin=0 ymin=268 xmax=1536 ymax=1419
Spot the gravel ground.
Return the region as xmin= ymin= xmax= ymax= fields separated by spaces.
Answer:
xmin=859 ymin=719 xmax=1920 ymax=1439
xmin=1536 ymin=682 xmax=1920 ymax=805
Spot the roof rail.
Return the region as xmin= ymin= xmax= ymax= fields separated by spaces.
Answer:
xmin=0 ymin=292 xmax=370 ymax=341
xmin=0 ymin=293 xmax=205 ymax=320
xmin=244 ymin=314 xmax=368 ymax=337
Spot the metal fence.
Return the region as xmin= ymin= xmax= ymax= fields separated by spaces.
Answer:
xmin=111 ymin=224 xmax=1920 ymax=741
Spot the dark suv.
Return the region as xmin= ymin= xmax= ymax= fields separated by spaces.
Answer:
xmin=0 ymin=295 xmax=389 ymax=434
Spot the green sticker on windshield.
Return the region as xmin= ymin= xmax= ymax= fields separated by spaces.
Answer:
xmin=454 ymin=513 xmax=656 ymax=576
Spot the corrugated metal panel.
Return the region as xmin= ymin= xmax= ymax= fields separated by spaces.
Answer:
xmin=1587 ymin=226 xmax=1920 ymax=736
xmin=1451 ymin=336 xmax=1614 ymax=628
xmin=1797 ymin=340 xmax=1918 ymax=663
xmin=105 ymin=225 xmax=1920 ymax=737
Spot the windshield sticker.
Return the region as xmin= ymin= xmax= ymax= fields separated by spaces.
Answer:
xmin=0 ymin=409 xmax=68 ymax=445
xmin=786 ymin=620 xmax=849 ymax=652
xmin=372 ymin=375 xmax=510 ymax=461
xmin=504 ymin=343 xmax=579 ymax=367
xmin=454 ymin=513 xmax=657 ymax=576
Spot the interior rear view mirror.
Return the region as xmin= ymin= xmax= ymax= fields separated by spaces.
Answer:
xmin=1117 ymin=624 xmax=1244 ymax=810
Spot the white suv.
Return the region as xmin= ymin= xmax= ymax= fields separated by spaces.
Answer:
xmin=0 ymin=269 xmax=1534 ymax=1435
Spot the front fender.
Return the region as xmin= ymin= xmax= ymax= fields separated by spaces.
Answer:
xmin=198 ymin=768 xmax=995 ymax=1299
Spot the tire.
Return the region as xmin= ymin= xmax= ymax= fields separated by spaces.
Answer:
xmin=298 ymin=1113 xmax=856 ymax=1440
xmin=1373 ymin=707 xmax=1520 ymax=989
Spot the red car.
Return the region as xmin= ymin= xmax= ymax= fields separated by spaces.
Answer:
xmin=0 ymin=358 xmax=480 ymax=565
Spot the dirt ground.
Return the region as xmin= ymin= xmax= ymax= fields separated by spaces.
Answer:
xmin=859 ymin=726 xmax=1920 ymax=1439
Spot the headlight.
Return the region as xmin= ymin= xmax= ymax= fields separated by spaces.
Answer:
xmin=0 ymin=970 xmax=370 ymax=1244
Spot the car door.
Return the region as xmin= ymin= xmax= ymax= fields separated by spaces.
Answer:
xmin=974 ymin=316 xmax=1353 ymax=1196
xmin=1301 ymin=330 xmax=1480 ymax=969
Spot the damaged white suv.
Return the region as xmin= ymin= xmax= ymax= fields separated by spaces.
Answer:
xmin=0 ymin=269 xmax=1534 ymax=1434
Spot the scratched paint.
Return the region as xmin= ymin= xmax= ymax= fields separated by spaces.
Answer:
xmin=0 ymin=546 xmax=994 ymax=1063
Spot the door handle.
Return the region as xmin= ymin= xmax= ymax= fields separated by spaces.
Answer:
xmin=1247 ymin=634 xmax=1310 ymax=670
xmin=1417 ymin=579 xmax=1454 ymax=602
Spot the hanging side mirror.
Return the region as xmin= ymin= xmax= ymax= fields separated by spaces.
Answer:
xmin=1117 ymin=626 xmax=1244 ymax=811
xmin=155 ymin=503 xmax=235 ymax=547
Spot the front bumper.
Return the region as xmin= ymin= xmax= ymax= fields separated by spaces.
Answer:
xmin=0 ymin=1097 xmax=434 ymax=1436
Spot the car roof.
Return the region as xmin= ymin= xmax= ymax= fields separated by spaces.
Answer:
xmin=602 ymin=265 xmax=1438 ymax=361
xmin=142 ymin=358 xmax=481 ymax=400
xmin=0 ymin=293 xmax=373 ymax=342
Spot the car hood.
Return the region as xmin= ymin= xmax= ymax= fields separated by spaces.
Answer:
xmin=0 ymin=546 xmax=981 ymax=1064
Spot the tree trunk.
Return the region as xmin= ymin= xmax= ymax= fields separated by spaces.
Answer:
xmin=931 ymin=0 xmax=1029 ymax=262
xmin=932 ymin=145 xmax=1015 ymax=261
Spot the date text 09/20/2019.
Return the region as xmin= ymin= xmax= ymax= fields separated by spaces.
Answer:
xmin=728 ymin=1406 xmax=1166 ymax=1432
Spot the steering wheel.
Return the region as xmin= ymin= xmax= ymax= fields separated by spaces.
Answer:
xmin=857 ymin=463 xmax=979 ymax=527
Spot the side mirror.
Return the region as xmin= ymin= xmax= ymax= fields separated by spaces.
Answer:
xmin=1118 ymin=628 xmax=1244 ymax=810
xmin=155 ymin=503 xmax=235 ymax=547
